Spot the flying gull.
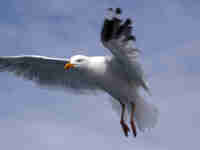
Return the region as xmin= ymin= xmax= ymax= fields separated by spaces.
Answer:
xmin=0 ymin=8 xmax=158 ymax=137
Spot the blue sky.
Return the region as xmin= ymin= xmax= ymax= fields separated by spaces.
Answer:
xmin=0 ymin=0 xmax=200 ymax=149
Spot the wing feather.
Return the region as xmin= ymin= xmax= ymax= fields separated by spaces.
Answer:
xmin=0 ymin=55 xmax=99 ymax=93
xmin=101 ymin=9 xmax=150 ymax=94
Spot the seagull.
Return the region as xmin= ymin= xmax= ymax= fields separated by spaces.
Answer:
xmin=0 ymin=8 xmax=158 ymax=137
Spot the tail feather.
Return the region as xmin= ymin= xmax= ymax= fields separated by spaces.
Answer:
xmin=141 ymin=80 xmax=152 ymax=96
xmin=131 ymin=96 xmax=158 ymax=131
xmin=109 ymin=96 xmax=158 ymax=132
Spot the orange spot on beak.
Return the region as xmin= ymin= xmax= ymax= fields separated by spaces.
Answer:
xmin=64 ymin=62 xmax=75 ymax=70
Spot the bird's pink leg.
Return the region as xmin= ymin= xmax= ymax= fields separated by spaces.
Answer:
xmin=120 ymin=103 xmax=130 ymax=137
xmin=130 ymin=103 xmax=137 ymax=137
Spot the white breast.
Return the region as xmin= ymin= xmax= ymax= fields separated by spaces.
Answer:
xmin=88 ymin=56 xmax=133 ymax=103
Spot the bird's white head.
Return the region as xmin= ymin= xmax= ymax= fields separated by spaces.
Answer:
xmin=64 ymin=55 xmax=89 ymax=70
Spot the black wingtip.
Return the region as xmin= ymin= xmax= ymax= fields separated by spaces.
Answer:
xmin=107 ymin=8 xmax=113 ymax=11
xmin=115 ymin=8 xmax=122 ymax=14
xmin=128 ymin=35 xmax=136 ymax=41
xmin=125 ymin=18 xmax=132 ymax=25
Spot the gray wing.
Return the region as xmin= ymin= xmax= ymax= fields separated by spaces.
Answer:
xmin=101 ymin=8 xmax=150 ymax=94
xmin=0 ymin=55 xmax=99 ymax=93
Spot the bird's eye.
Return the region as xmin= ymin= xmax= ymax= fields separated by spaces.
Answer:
xmin=76 ymin=59 xmax=84 ymax=63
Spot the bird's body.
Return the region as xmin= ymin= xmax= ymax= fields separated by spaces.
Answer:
xmin=89 ymin=56 xmax=135 ymax=104
xmin=0 ymin=8 xmax=158 ymax=137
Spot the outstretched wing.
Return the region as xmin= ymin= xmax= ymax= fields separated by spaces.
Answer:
xmin=101 ymin=8 xmax=150 ymax=94
xmin=0 ymin=55 xmax=99 ymax=93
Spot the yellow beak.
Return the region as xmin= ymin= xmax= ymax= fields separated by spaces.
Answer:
xmin=64 ymin=62 xmax=75 ymax=70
